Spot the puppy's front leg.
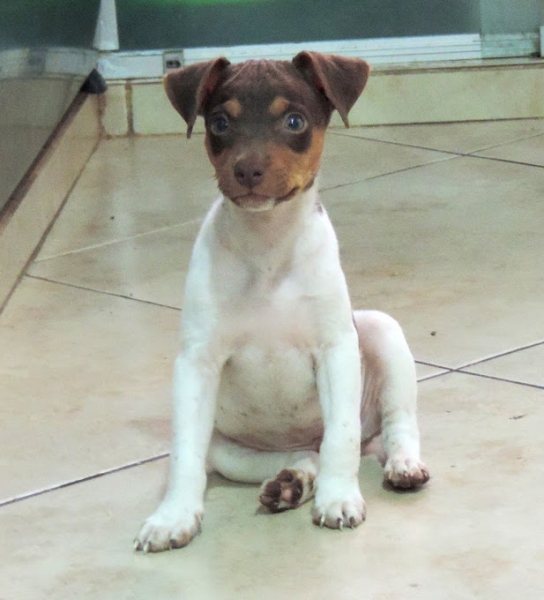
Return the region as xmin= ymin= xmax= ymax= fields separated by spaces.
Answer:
xmin=313 ymin=327 xmax=365 ymax=529
xmin=135 ymin=351 xmax=220 ymax=553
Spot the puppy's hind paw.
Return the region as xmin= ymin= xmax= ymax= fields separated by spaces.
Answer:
xmin=384 ymin=457 xmax=430 ymax=490
xmin=259 ymin=469 xmax=315 ymax=513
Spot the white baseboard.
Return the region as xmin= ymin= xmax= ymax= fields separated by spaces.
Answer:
xmin=0 ymin=47 xmax=97 ymax=78
xmin=97 ymin=34 xmax=483 ymax=80
xmin=481 ymin=33 xmax=540 ymax=59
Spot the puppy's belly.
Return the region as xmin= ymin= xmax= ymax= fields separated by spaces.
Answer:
xmin=215 ymin=344 xmax=323 ymax=451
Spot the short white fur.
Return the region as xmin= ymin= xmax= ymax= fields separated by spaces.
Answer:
xmin=135 ymin=183 xmax=428 ymax=552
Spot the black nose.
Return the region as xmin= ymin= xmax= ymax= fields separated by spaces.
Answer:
xmin=234 ymin=158 xmax=265 ymax=189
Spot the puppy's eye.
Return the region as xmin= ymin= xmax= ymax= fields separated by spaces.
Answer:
xmin=210 ymin=115 xmax=229 ymax=135
xmin=284 ymin=113 xmax=306 ymax=132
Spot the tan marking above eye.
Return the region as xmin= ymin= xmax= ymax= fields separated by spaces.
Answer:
xmin=223 ymin=99 xmax=243 ymax=118
xmin=268 ymin=96 xmax=290 ymax=117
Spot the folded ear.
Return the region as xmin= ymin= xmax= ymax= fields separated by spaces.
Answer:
xmin=292 ymin=51 xmax=370 ymax=128
xmin=163 ymin=57 xmax=231 ymax=138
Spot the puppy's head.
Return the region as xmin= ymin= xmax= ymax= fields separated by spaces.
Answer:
xmin=165 ymin=52 xmax=370 ymax=211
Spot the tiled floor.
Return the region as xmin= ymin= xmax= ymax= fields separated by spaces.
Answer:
xmin=1 ymin=118 xmax=544 ymax=599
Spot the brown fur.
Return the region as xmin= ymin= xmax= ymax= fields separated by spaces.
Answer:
xmin=204 ymin=131 xmax=326 ymax=206
xmin=164 ymin=52 xmax=370 ymax=209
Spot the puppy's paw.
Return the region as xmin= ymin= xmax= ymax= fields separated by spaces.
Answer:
xmin=311 ymin=478 xmax=366 ymax=530
xmin=259 ymin=469 xmax=315 ymax=512
xmin=134 ymin=503 xmax=203 ymax=553
xmin=384 ymin=456 xmax=430 ymax=489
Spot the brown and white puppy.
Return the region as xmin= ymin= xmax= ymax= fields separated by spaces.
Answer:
xmin=135 ymin=52 xmax=429 ymax=553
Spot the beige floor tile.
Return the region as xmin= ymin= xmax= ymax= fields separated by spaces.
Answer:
xmin=32 ymin=145 xmax=544 ymax=369
xmin=321 ymin=132 xmax=452 ymax=189
xmin=474 ymin=133 xmax=544 ymax=166
xmin=1 ymin=373 xmax=543 ymax=599
xmin=461 ymin=343 xmax=544 ymax=388
xmin=36 ymin=133 xmax=450 ymax=262
xmin=322 ymin=155 xmax=544 ymax=367
xmin=337 ymin=118 xmax=544 ymax=154
xmin=30 ymin=133 xmax=451 ymax=309
xmin=4 ymin=113 xmax=544 ymax=599
xmin=36 ymin=135 xmax=216 ymax=260
xmin=0 ymin=277 xmax=179 ymax=501
xmin=30 ymin=220 xmax=201 ymax=308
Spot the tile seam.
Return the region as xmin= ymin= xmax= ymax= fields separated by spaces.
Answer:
xmin=34 ymin=216 xmax=204 ymax=264
xmin=23 ymin=274 xmax=182 ymax=311
xmin=449 ymin=369 xmax=544 ymax=391
xmin=0 ymin=453 xmax=169 ymax=508
xmin=320 ymin=153 xmax=461 ymax=193
xmin=453 ymin=340 xmax=544 ymax=370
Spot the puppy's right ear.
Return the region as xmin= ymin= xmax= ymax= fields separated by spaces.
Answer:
xmin=164 ymin=57 xmax=231 ymax=138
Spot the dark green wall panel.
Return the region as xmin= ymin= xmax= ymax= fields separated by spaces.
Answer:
xmin=116 ymin=0 xmax=481 ymax=50
xmin=0 ymin=1 xmax=100 ymax=50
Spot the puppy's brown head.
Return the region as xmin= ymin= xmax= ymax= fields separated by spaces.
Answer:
xmin=165 ymin=52 xmax=370 ymax=211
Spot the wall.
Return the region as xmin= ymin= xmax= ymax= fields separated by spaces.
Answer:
xmin=115 ymin=0 xmax=481 ymax=50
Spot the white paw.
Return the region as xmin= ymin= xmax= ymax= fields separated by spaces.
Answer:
xmin=311 ymin=477 xmax=366 ymax=530
xmin=384 ymin=455 xmax=430 ymax=489
xmin=134 ymin=502 xmax=203 ymax=553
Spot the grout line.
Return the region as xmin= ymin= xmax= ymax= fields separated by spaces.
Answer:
xmin=414 ymin=360 xmax=456 ymax=382
xmin=125 ymin=82 xmax=134 ymax=136
xmin=417 ymin=370 xmax=453 ymax=383
xmin=464 ymin=131 xmax=544 ymax=155
xmin=414 ymin=363 xmax=544 ymax=389
xmin=449 ymin=369 xmax=544 ymax=391
xmin=464 ymin=153 xmax=544 ymax=170
xmin=24 ymin=274 xmax=182 ymax=311
xmin=0 ymin=453 xmax=169 ymax=508
xmin=328 ymin=129 xmax=465 ymax=158
xmin=329 ymin=128 xmax=544 ymax=159
xmin=416 ymin=360 xmax=452 ymax=369
xmin=34 ymin=216 xmax=204 ymax=264
xmin=320 ymin=153 xmax=461 ymax=193
xmin=453 ymin=340 xmax=544 ymax=370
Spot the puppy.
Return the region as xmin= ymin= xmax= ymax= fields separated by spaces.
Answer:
xmin=135 ymin=52 xmax=429 ymax=553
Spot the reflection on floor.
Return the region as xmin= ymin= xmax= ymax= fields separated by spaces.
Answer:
xmin=1 ymin=118 xmax=544 ymax=599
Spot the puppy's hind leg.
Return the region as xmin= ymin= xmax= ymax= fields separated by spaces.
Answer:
xmin=355 ymin=310 xmax=430 ymax=489
xmin=208 ymin=432 xmax=319 ymax=512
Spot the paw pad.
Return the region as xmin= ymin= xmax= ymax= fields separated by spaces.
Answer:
xmin=259 ymin=469 xmax=314 ymax=512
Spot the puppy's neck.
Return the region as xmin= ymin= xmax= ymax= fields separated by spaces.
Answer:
xmin=216 ymin=183 xmax=320 ymax=261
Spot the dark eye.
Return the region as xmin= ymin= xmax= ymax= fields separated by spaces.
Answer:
xmin=210 ymin=115 xmax=229 ymax=135
xmin=284 ymin=113 xmax=306 ymax=132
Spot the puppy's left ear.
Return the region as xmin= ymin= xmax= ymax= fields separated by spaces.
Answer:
xmin=292 ymin=51 xmax=370 ymax=128
xmin=164 ymin=57 xmax=231 ymax=138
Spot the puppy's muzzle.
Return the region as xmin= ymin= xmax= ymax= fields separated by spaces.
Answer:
xmin=233 ymin=155 xmax=267 ymax=190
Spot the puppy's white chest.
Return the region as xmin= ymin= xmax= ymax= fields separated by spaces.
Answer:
xmin=184 ymin=192 xmax=350 ymax=451
xmin=212 ymin=261 xmax=323 ymax=447
xmin=215 ymin=340 xmax=323 ymax=451
xmin=235 ymin=270 xmax=317 ymax=344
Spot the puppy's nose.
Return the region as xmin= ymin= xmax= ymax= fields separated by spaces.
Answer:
xmin=234 ymin=157 xmax=265 ymax=189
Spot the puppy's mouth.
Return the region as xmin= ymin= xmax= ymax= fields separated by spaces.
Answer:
xmin=230 ymin=188 xmax=299 ymax=211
